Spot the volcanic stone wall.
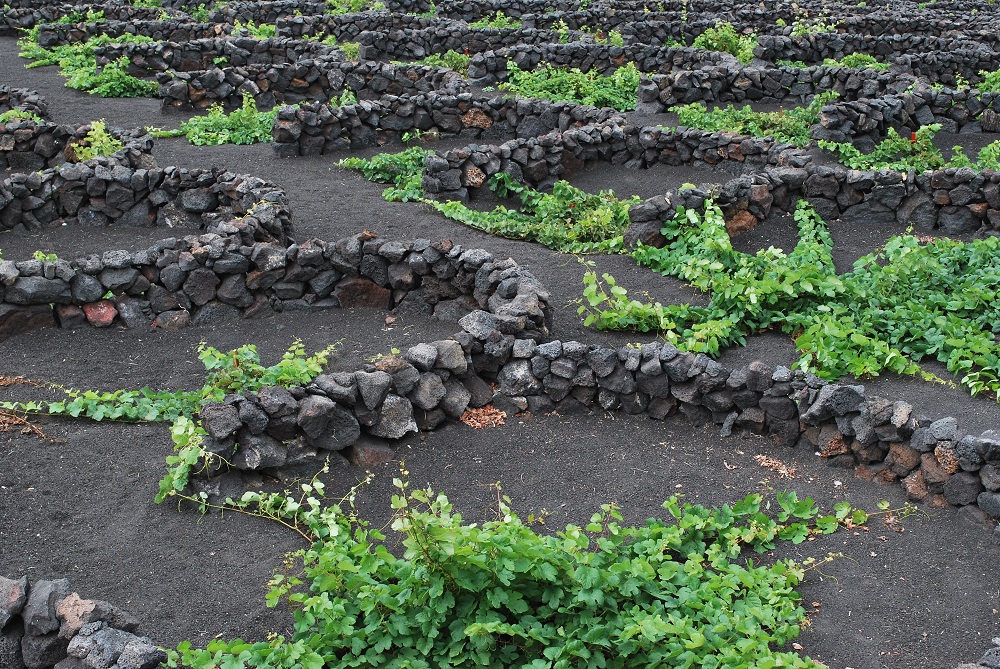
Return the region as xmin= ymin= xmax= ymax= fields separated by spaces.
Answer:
xmin=271 ymin=93 xmax=623 ymax=155
xmin=0 ymin=122 xmax=151 ymax=174
xmin=187 ymin=245 xmax=1000 ymax=526
xmin=356 ymin=24 xmax=575 ymax=61
xmin=95 ymin=37 xmax=339 ymax=76
xmin=754 ymin=34 xmax=1000 ymax=66
xmin=814 ymin=85 xmax=1000 ymax=146
xmin=0 ymin=576 xmax=166 ymax=669
xmin=209 ymin=0 xmax=330 ymax=24
xmin=35 ymin=21 xmax=220 ymax=49
xmin=638 ymin=64 xmax=916 ymax=110
xmin=0 ymin=5 xmax=172 ymax=34
xmin=0 ymin=86 xmax=48 ymax=120
xmin=157 ymin=57 xmax=468 ymax=110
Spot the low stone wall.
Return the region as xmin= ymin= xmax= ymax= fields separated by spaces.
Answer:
xmin=0 ymin=121 xmax=150 ymax=174
xmin=0 ymin=5 xmax=174 ymax=34
xmin=0 ymin=86 xmax=48 ymax=120
xmin=0 ymin=575 xmax=165 ymax=669
xmin=185 ymin=239 xmax=1000 ymax=528
xmin=36 ymin=21 xmax=220 ymax=49
xmin=754 ymin=34 xmax=998 ymax=67
xmin=357 ymin=25 xmax=576 ymax=62
xmin=637 ymin=64 xmax=916 ymax=110
xmin=95 ymin=36 xmax=339 ymax=76
xmin=209 ymin=0 xmax=330 ymax=25
xmin=813 ymin=85 xmax=1000 ymax=146
xmin=271 ymin=93 xmax=622 ymax=155
xmin=626 ymin=159 xmax=1000 ymax=247
xmin=157 ymin=57 xmax=469 ymax=110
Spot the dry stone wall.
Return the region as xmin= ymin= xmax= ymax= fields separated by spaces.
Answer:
xmin=0 ymin=575 xmax=166 ymax=669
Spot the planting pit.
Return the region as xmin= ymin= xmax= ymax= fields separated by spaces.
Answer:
xmin=1 ymin=1 xmax=1000 ymax=667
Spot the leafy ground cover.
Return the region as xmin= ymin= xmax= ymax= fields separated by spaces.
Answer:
xmin=18 ymin=28 xmax=159 ymax=98
xmin=580 ymin=199 xmax=1000 ymax=399
xmin=499 ymin=62 xmax=641 ymax=111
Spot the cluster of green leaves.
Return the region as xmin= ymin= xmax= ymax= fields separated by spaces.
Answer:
xmin=500 ymin=61 xmax=641 ymax=111
xmin=18 ymin=29 xmax=158 ymax=98
xmin=339 ymin=146 xmax=431 ymax=201
xmin=430 ymin=173 xmax=639 ymax=254
xmin=469 ymin=11 xmax=522 ymax=29
xmin=3 ymin=340 xmax=338 ymax=501
xmin=173 ymin=93 xmax=278 ymax=145
xmin=692 ymin=22 xmax=756 ymax=65
xmin=188 ymin=4 xmax=212 ymax=22
xmin=978 ymin=69 xmax=1000 ymax=92
xmin=233 ymin=20 xmax=276 ymax=39
xmin=402 ymin=49 xmax=471 ymax=76
xmin=670 ymin=91 xmax=837 ymax=147
xmin=820 ymin=123 xmax=1000 ymax=173
xmin=132 ymin=0 xmax=162 ymax=8
xmin=578 ymin=25 xmax=625 ymax=47
xmin=777 ymin=54 xmax=889 ymax=70
xmin=164 ymin=471 xmax=870 ymax=669
xmin=72 ymin=120 xmax=124 ymax=160
xmin=55 ymin=9 xmax=105 ymax=24
xmin=338 ymin=149 xmax=639 ymax=253
xmin=788 ymin=14 xmax=839 ymax=36
xmin=0 ymin=109 xmax=44 ymax=124
xmin=326 ymin=0 xmax=385 ymax=15
xmin=581 ymin=199 xmax=1000 ymax=398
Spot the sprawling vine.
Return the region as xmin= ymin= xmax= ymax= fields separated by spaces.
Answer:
xmin=580 ymin=199 xmax=1000 ymax=398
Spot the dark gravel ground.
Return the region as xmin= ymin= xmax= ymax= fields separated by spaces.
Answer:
xmin=1 ymin=34 xmax=999 ymax=669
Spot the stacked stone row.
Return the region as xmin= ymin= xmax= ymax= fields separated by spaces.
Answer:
xmin=157 ymin=56 xmax=469 ymax=111
xmin=208 ymin=0 xmax=330 ymax=25
xmin=0 ymin=86 xmax=48 ymax=121
xmin=191 ymin=302 xmax=1000 ymax=527
xmin=0 ymin=5 xmax=173 ymax=35
xmin=637 ymin=63 xmax=917 ymax=110
xmin=814 ymin=83 xmax=1000 ymax=147
xmin=35 ymin=21 xmax=219 ymax=49
xmin=95 ymin=36 xmax=339 ymax=76
xmin=356 ymin=24 xmax=582 ymax=62
xmin=754 ymin=34 xmax=1000 ymax=66
xmin=198 ymin=247 xmax=552 ymax=472
xmin=0 ymin=121 xmax=151 ymax=175
xmin=0 ymin=576 xmax=165 ymax=669
xmin=271 ymin=93 xmax=624 ymax=156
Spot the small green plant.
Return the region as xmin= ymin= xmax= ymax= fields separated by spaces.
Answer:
xmin=429 ymin=173 xmax=640 ymax=254
xmin=790 ymin=12 xmax=839 ymax=36
xmin=326 ymin=0 xmax=385 ymax=14
xmin=189 ymin=3 xmax=211 ymax=21
xmin=233 ymin=20 xmax=276 ymax=39
xmin=32 ymin=250 xmax=58 ymax=263
xmin=331 ymin=88 xmax=358 ymax=106
xmin=469 ymin=11 xmax=522 ymax=29
xmin=402 ymin=49 xmax=471 ymax=76
xmin=18 ymin=30 xmax=158 ymax=98
xmin=500 ymin=61 xmax=641 ymax=111
xmin=175 ymin=92 xmax=278 ymax=145
xmin=692 ymin=22 xmax=757 ymax=64
xmin=338 ymin=41 xmax=361 ymax=61
xmin=72 ymin=120 xmax=125 ymax=160
xmin=670 ymin=91 xmax=837 ymax=147
xmin=55 ymin=9 xmax=105 ymax=24
xmin=825 ymin=53 xmax=888 ymax=70
xmin=554 ymin=18 xmax=571 ymax=43
xmin=160 ymin=466 xmax=891 ymax=669
xmin=212 ymin=55 xmax=228 ymax=66
xmin=338 ymin=146 xmax=430 ymax=201
xmin=132 ymin=0 xmax=162 ymax=7
xmin=0 ymin=109 xmax=44 ymax=124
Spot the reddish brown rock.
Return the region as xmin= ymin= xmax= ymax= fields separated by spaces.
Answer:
xmin=921 ymin=452 xmax=952 ymax=485
xmin=901 ymin=469 xmax=928 ymax=501
xmin=82 ymin=300 xmax=117 ymax=328
xmin=934 ymin=444 xmax=960 ymax=475
xmin=726 ymin=210 xmax=758 ymax=236
xmin=887 ymin=442 xmax=921 ymax=476
xmin=461 ymin=109 xmax=492 ymax=129
xmin=334 ymin=277 xmax=391 ymax=309
xmin=345 ymin=439 xmax=396 ymax=468
xmin=55 ymin=304 xmax=87 ymax=329
xmin=152 ymin=309 xmax=192 ymax=331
